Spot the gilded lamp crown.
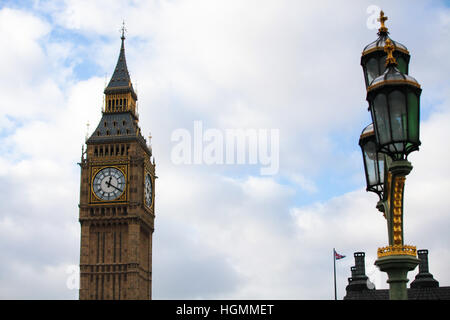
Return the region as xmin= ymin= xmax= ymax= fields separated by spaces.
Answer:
xmin=384 ymin=39 xmax=398 ymax=67
xmin=378 ymin=10 xmax=389 ymax=34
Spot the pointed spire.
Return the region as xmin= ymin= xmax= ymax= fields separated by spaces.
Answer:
xmin=104 ymin=22 xmax=137 ymax=100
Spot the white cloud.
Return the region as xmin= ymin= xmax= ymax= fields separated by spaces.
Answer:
xmin=1 ymin=0 xmax=450 ymax=300
xmin=0 ymin=7 xmax=105 ymax=299
xmin=287 ymin=173 xmax=318 ymax=194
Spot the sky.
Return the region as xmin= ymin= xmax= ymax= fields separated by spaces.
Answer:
xmin=0 ymin=0 xmax=450 ymax=300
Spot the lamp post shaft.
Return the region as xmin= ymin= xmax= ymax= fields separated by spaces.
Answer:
xmin=375 ymin=255 xmax=419 ymax=300
xmin=375 ymin=160 xmax=419 ymax=300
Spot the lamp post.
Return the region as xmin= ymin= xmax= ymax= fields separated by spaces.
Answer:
xmin=359 ymin=12 xmax=422 ymax=300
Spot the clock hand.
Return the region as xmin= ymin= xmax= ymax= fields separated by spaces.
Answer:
xmin=111 ymin=184 xmax=123 ymax=192
xmin=105 ymin=180 xmax=123 ymax=193
xmin=104 ymin=176 xmax=113 ymax=189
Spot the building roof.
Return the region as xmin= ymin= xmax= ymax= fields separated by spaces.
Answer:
xmin=88 ymin=112 xmax=137 ymax=141
xmin=345 ymin=287 xmax=450 ymax=300
xmin=86 ymin=112 xmax=151 ymax=155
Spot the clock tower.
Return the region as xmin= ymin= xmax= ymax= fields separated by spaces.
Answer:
xmin=78 ymin=30 xmax=155 ymax=300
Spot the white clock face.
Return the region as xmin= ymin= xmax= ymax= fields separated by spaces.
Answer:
xmin=93 ymin=167 xmax=126 ymax=201
xmin=144 ymin=173 xmax=152 ymax=207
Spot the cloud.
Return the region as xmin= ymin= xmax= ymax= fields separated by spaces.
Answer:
xmin=153 ymin=215 xmax=243 ymax=299
xmin=1 ymin=0 xmax=449 ymax=300
xmin=0 ymin=6 xmax=105 ymax=299
xmin=287 ymin=173 xmax=319 ymax=194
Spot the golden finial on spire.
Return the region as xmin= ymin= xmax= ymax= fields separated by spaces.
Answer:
xmin=378 ymin=10 xmax=389 ymax=33
xmin=384 ymin=39 xmax=398 ymax=67
xmin=120 ymin=20 xmax=127 ymax=41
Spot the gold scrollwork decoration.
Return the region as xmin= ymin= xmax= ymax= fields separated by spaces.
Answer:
xmin=392 ymin=176 xmax=406 ymax=246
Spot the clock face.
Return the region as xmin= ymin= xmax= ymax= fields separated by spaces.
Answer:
xmin=144 ymin=173 xmax=153 ymax=207
xmin=93 ymin=167 xmax=126 ymax=201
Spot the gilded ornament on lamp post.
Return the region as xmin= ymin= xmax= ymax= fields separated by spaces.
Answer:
xmin=378 ymin=11 xmax=389 ymax=34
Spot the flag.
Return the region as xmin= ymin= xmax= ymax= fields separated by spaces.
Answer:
xmin=334 ymin=250 xmax=346 ymax=260
xmin=333 ymin=249 xmax=345 ymax=300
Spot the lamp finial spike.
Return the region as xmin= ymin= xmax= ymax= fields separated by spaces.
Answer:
xmin=378 ymin=10 xmax=389 ymax=34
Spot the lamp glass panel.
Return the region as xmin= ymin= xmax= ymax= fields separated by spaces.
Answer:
xmin=373 ymin=93 xmax=391 ymax=145
xmin=397 ymin=56 xmax=407 ymax=74
xmin=407 ymin=91 xmax=420 ymax=143
xmin=378 ymin=155 xmax=385 ymax=184
xmin=366 ymin=58 xmax=379 ymax=85
xmin=389 ymin=143 xmax=404 ymax=155
xmin=378 ymin=56 xmax=387 ymax=77
xmin=363 ymin=140 xmax=379 ymax=186
xmin=389 ymin=90 xmax=407 ymax=142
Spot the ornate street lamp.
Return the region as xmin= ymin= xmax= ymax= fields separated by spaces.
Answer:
xmin=359 ymin=11 xmax=422 ymax=300
xmin=366 ymin=40 xmax=422 ymax=162
xmin=361 ymin=11 xmax=411 ymax=88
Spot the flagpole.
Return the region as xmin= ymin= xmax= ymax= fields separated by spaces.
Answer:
xmin=333 ymin=248 xmax=337 ymax=300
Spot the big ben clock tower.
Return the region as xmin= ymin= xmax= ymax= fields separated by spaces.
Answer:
xmin=78 ymin=29 xmax=155 ymax=300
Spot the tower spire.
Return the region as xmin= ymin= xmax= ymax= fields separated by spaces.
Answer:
xmin=103 ymin=22 xmax=137 ymax=115
xmin=105 ymin=22 xmax=133 ymax=93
